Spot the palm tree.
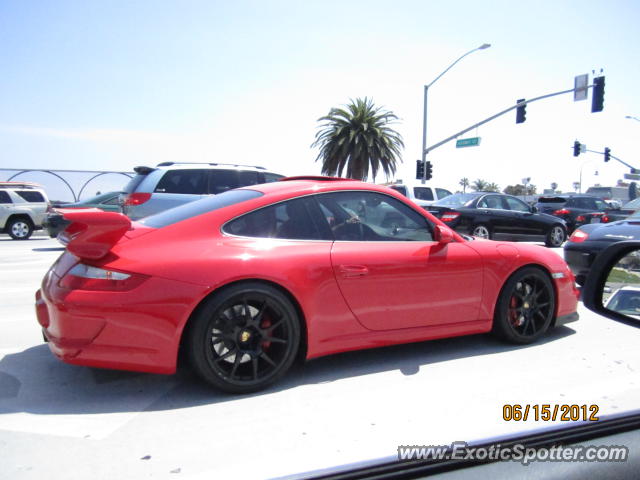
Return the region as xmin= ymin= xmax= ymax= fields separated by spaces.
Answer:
xmin=311 ymin=97 xmax=404 ymax=181
xmin=486 ymin=182 xmax=501 ymax=193
xmin=471 ymin=179 xmax=489 ymax=192
xmin=459 ymin=177 xmax=470 ymax=193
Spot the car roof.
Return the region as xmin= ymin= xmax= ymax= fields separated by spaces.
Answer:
xmin=238 ymin=178 xmax=407 ymax=199
xmin=153 ymin=162 xmax=274 ymax=172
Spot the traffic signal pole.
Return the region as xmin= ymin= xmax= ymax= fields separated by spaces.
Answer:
xmin=423 ymin=85 xmax=590 ymax=156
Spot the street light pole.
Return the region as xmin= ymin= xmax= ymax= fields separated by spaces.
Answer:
xmin=421 ymin=43 xmax=491 ymax=184
xmin=626 ymin=115 xmax=640 ymax=123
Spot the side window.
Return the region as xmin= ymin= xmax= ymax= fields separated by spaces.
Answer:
xmin=224 ymin=197 xmax=330 ymax=240
xmin=389 ymin=185 xmax=408 ymax=197
xmin=315 ymin=191 xmax=433 ymax=242
xmin=594 ymin=199 xmax=608 ymax=210
xmin=478 ymin=195 xmax=503 ymax=209
xmin=16 ymin=190 xmax=45 ymax=202
xmin=436 ymin=188 xmax=452 ymax=199
xmin=237 ymin=170 xmax=261 ymax=186
xmin=413 ymin=187 xmax=434 ymax=201
xmin=263 ymin=173 xmax=284 ymax=183
xmin=504 ymin=196 xmax=530 ymax=212
xmin=104 ymin=196 xmax=120 ymax=206
xmin=0 ymin=191 xmax=12 ymax=204
xmin=154 ymin=169 xmax=207 ymax=194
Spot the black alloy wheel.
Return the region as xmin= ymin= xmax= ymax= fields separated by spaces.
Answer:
xmin=493 ymin=267 xmax=556 ymax=344
xmin=187 ymin=283 xmax=300 ymax=393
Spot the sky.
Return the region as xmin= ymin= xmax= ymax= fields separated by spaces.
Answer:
xmin=1 ymin=0 xmax=639 ymax=200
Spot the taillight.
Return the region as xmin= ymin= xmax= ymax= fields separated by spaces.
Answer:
xmin=441 ymin=212 xmax=461 ymax=222
xmin=123 ymin=192 xmax=152 ymax=206
xmin=568 ymin=229 xmax=589 ymax=243
xmin=576 ymin=215 xmax=585 ymax=222
xmin=554 ymin=209 xmax=570 ymax=215
xmin=59 ymin=264 xmax=148 ymax=291
xmin=602 ymin=215 xmax=610 ymax=222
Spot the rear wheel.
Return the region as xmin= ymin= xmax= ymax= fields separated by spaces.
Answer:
xmin=187 ymin=282 xmax=300 ymax=394
xmin=8 ymin=218 xmax=33 ymax=240
xmin=493 ymin=267 xmax=555 ymax=344
xmin=545 ymin=224 xmax=566 ymax=247
xmin=471 ymin=224 xmax=492 ymax=239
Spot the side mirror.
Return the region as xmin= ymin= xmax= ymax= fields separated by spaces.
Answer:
xmin=530 ymin=205 xmax=538 ymax=213
xmin=582 ymin=240 xmax=640 ymax=326
xmin=434 ymin=224 xmax=454 ymax=244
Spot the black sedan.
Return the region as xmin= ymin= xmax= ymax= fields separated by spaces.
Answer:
xmin=564 ymin=212 xmax=640 ymax=286
xmin=428 ymin=192 xmax=567 ymax=247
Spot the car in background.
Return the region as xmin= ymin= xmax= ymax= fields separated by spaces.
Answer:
xmin=564 ymin=211 xmax=640 ymax=285
xmin=535 ymin=194 xmax=610 ymax=233
xmin=427 ymin=192 xmax=567 ymax=247
xmin=0 ymin=182 xmax=49 ymax=240
xmin=585 ymin=186 xmax=629 ymax=204
xmin=604 ymin=286 xmax=640 ymax=319
xmin=384 ymin=182 xmax=453 ymax=207
xmin=120 ymin=162 xmax=284 ymax=220
xmin=43 ymin=191 xmax=124 ymax=238
xmin=597 ymin=196 xmax=640 ymax=224
xmin=36 ymin=177 xmax=578 ymax=394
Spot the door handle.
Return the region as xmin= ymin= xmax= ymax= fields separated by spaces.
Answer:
xmin=339 ymin=265 xmax=369 ymax=277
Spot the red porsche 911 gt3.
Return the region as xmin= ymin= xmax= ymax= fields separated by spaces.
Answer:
xmin=35 ymin=177 xmax=579 ymax=393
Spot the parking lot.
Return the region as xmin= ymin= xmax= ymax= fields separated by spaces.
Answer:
xmin=1 ymin=234 xmax=640 ymax=480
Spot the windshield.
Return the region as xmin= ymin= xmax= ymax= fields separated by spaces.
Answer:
xmin=432 ymin=192 xmax=479 ymax=207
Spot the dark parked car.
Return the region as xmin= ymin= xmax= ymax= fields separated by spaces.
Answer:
xmin=535 ymin=194 xmax=610 ymax=233
xmin=564 ymin=211 xmax=640 ymax=286
xmin=43 ymin=191 xmax=124 ymax=238
xmin=427 ymin=192 xmax=567 ymax=247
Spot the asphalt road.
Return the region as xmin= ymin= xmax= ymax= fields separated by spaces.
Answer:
xmin=1 ymin=235 xmax=639 ymax=479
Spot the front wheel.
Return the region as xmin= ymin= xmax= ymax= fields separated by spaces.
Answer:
xmin=493 ymin=267 xmax=556 ymax=344
xmin=545 ymin=225 xmax=566 ymax=247
xmin=187 ymin=282 xmax=301 ymax=394
xmin=8 ymin=218 xmax=34 ymax=240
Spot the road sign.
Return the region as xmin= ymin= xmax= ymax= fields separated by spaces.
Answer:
xmin=574 ymin=74 xmax=588 ymax=101
xmin=624 ymin=173 xmax=640 ymax=180
xmin=456 ymin=137 xmax=481 ymax=148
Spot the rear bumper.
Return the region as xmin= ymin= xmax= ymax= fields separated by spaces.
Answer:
xmin=35 ymin=264 xmax=207 ymax=375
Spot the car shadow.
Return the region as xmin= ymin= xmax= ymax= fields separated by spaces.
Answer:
xmin=0 ymin=325 xmax=576 ymax=416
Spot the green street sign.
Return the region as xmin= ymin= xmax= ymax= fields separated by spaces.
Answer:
xmin=456 ymin=137 xmax=481 ymax=148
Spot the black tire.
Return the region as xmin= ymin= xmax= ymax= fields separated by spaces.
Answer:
xmin=471 ymin=223 xmax=492 ymax=239
xmin=492 ymin=267 xmax=556 ymax=344
xmin=545 ymin=224 xmax=567 ymax=248
xmin=7 ymin=217 xmax=34 ymax=240
xmin=187 ymin=282 xmax=301 ymax=394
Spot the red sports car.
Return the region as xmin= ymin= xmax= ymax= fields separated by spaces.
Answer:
xmin=35 ymin=177 xmax=579 ymax=393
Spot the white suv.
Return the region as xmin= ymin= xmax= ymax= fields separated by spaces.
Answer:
xmin=0 ymin=182 xmax=49 ymax=240
xmin=385 ymin=182 xmax=453 ymax=207
xmin=120 ymin=162 xmax=285 ymax=220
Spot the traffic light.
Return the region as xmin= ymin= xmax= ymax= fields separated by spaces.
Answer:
xmin=573 ymin=141 xmax=581 ymax=157
xmin=515 ymin=98 xmax=526 ymax=124
xmin=425 ymin=161 xmax=433 ymax=180
xmin=604 ymin=147 xmax=611 ymax=162
xmin=416 ymin=160 xmax=424 ymax=180
xmin=592 ymin=76 xmax=605 ymax=113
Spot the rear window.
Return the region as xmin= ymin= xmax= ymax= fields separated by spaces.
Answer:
xmin=139 ymin=189 xmax=263 ymax=228
xmin=389 ymin=185 xmax=408 ymax=197
xmin=537 ymin=197 xmax=567 ymax=204
xmin=433 ymin=193 xmax=479 ymax=207
xmin=0 ymin=191 xmax=12 ymax=203
xmin=123 ymin=173 xmax=150 ymax=194
xmin=16 ymin=190 xmax=45 ymax=202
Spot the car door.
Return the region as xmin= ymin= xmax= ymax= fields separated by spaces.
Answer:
xmin=0 ymin=190 xmax=12 ymax=226
xmin=315 ymin=190 xmax=484 ymax=331
xmin=503 ymin=195 xmax=546 ymax=235
xmin=475 ymin=194 xmax=512 ymax=234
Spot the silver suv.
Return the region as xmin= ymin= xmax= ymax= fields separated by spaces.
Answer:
xmin=0 ymin=182 xmax=49 ymax=240
xmin=121 ymin=162 xmax=285 ymax=220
